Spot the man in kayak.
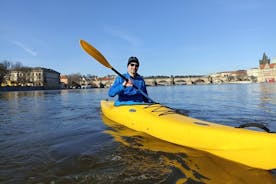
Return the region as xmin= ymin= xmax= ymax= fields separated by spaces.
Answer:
xmin=108 ymin=56 xmax=149 ymax=105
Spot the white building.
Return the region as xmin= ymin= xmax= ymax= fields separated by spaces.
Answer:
xmin=8 ymin=67 xmax=60 ymax=89
xmin=258 ymin=63 xmax=276 ymax=82
xmin=258 ymin=53 xmax=276 ymax=83
xmin=247 ymin=68 xmax=259 ymax=77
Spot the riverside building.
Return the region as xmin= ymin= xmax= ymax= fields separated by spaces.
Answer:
xmin=258 ymin=53 xmax=276 ymax=83
xmin=7 ymin=67 xmax=60 ymax=89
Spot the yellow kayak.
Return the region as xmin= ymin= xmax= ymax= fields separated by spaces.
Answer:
xmin=102 ymin=115 xmax=276 ymax=183
xmin=101 ymin=100 xmax=276 ymax=170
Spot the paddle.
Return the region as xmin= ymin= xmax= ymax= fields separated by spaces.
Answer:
xmin=79 ymin=39 xmax=156 ymax=103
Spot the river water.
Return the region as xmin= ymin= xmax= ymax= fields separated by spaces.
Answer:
xmin=1 ymin=83 xmax=276 ymax=184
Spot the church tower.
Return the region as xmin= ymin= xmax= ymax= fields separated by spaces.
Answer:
xmin=259 ymin=52 xmax=270 ymax=65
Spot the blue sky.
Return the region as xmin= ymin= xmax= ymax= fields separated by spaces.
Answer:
xmin=1 ymin=0 xmax=275 ymax=76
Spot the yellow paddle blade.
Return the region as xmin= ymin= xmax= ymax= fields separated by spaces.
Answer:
xmin=80 ymin=39 xmax=112 ymax=69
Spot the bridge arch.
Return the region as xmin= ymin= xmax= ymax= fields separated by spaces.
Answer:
xmin=193 ymin=79 xmax=206 ymax=84
xmin=174 ymin=79 xmax=187 ymax=85
xmin=157 ymin=80 xmax=170 ymax=86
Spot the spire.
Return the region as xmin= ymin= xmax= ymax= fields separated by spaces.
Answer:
xmin=259 ymin=52 xmax=270 ymax=65
xmin=263 ymin=53 xmax=268 ymax=60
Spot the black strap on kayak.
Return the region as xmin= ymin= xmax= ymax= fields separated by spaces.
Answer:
xmin=236 ymin=123 xmax=274 ymax=133
xmin=144 ymin=104 xmax=179 ymax=116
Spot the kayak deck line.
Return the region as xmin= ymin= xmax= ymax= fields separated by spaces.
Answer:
xmin=101 ymin=100 xmax=276 ymax=170
xmin=143 ymin=103 xmax=179 ymax=116
xmin=122 ymin=102 xmax=179 ymax=116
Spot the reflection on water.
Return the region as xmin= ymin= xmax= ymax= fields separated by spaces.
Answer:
xmin=0 ymin=90 xmax=45 ymax=100
xmin=258 ymin=83 xmax=276 ymax=113
xmin=102 ymin=115 xmax=276 ymax=184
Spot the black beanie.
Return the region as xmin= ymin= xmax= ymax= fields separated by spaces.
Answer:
xmin=127 ymin=56 xmax=139 ymax=66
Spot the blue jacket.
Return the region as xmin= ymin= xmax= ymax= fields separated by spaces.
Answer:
xmin=108 ymin=73 xmax=149 ymax=103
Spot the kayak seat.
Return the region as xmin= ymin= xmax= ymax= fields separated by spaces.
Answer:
xmin=236 ymin=123 xmax=275 ymax=133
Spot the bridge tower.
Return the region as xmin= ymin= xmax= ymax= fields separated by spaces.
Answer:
xmin=259 ymin=53 xmax=270 ymax=65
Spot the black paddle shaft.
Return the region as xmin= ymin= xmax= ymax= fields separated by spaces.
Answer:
xmin=111 ymin=68 xmax=156 ymax=103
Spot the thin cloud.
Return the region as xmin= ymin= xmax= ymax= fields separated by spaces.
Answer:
xmin=104 ymin=25 xmax=142 ymax=47
xmin=12 ymin=41 xmax=37 ymax=56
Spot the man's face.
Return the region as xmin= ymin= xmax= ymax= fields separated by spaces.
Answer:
xmin=127 ymin=62 xmax=139 ymax=75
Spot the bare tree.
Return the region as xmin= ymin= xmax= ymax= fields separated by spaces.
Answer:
xmin=0 ymin=63 xmax=8 ymax=84
xmin=12 ymin=61 xmax=23 ymax=70
xmin=67 ymin=73 xmax=82 ymax=88
xmin=2 ymin=60 xmax=12 ymax=70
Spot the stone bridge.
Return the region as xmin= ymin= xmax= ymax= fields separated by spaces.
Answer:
xmin=144 ymin=76 xmax=211 ymax=86
xmin=84 ymin=75 xmax=228 ymax=88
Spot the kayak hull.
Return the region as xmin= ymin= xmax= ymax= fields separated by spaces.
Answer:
xmin=101 ymin=100 xmax=276 ymax=170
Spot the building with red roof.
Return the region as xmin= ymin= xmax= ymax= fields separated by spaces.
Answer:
xmin=258 ymin=53 xmax=276 ymax=82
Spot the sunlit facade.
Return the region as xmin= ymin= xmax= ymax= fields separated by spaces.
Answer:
xmin=258 ymin=53 xmax=276 ymax=82
xmin=8 ymin=67 xmax=60 ymax=89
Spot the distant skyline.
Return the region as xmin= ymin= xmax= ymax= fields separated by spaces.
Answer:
xmin=1 ymin=0 xmax=276 ymax=76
